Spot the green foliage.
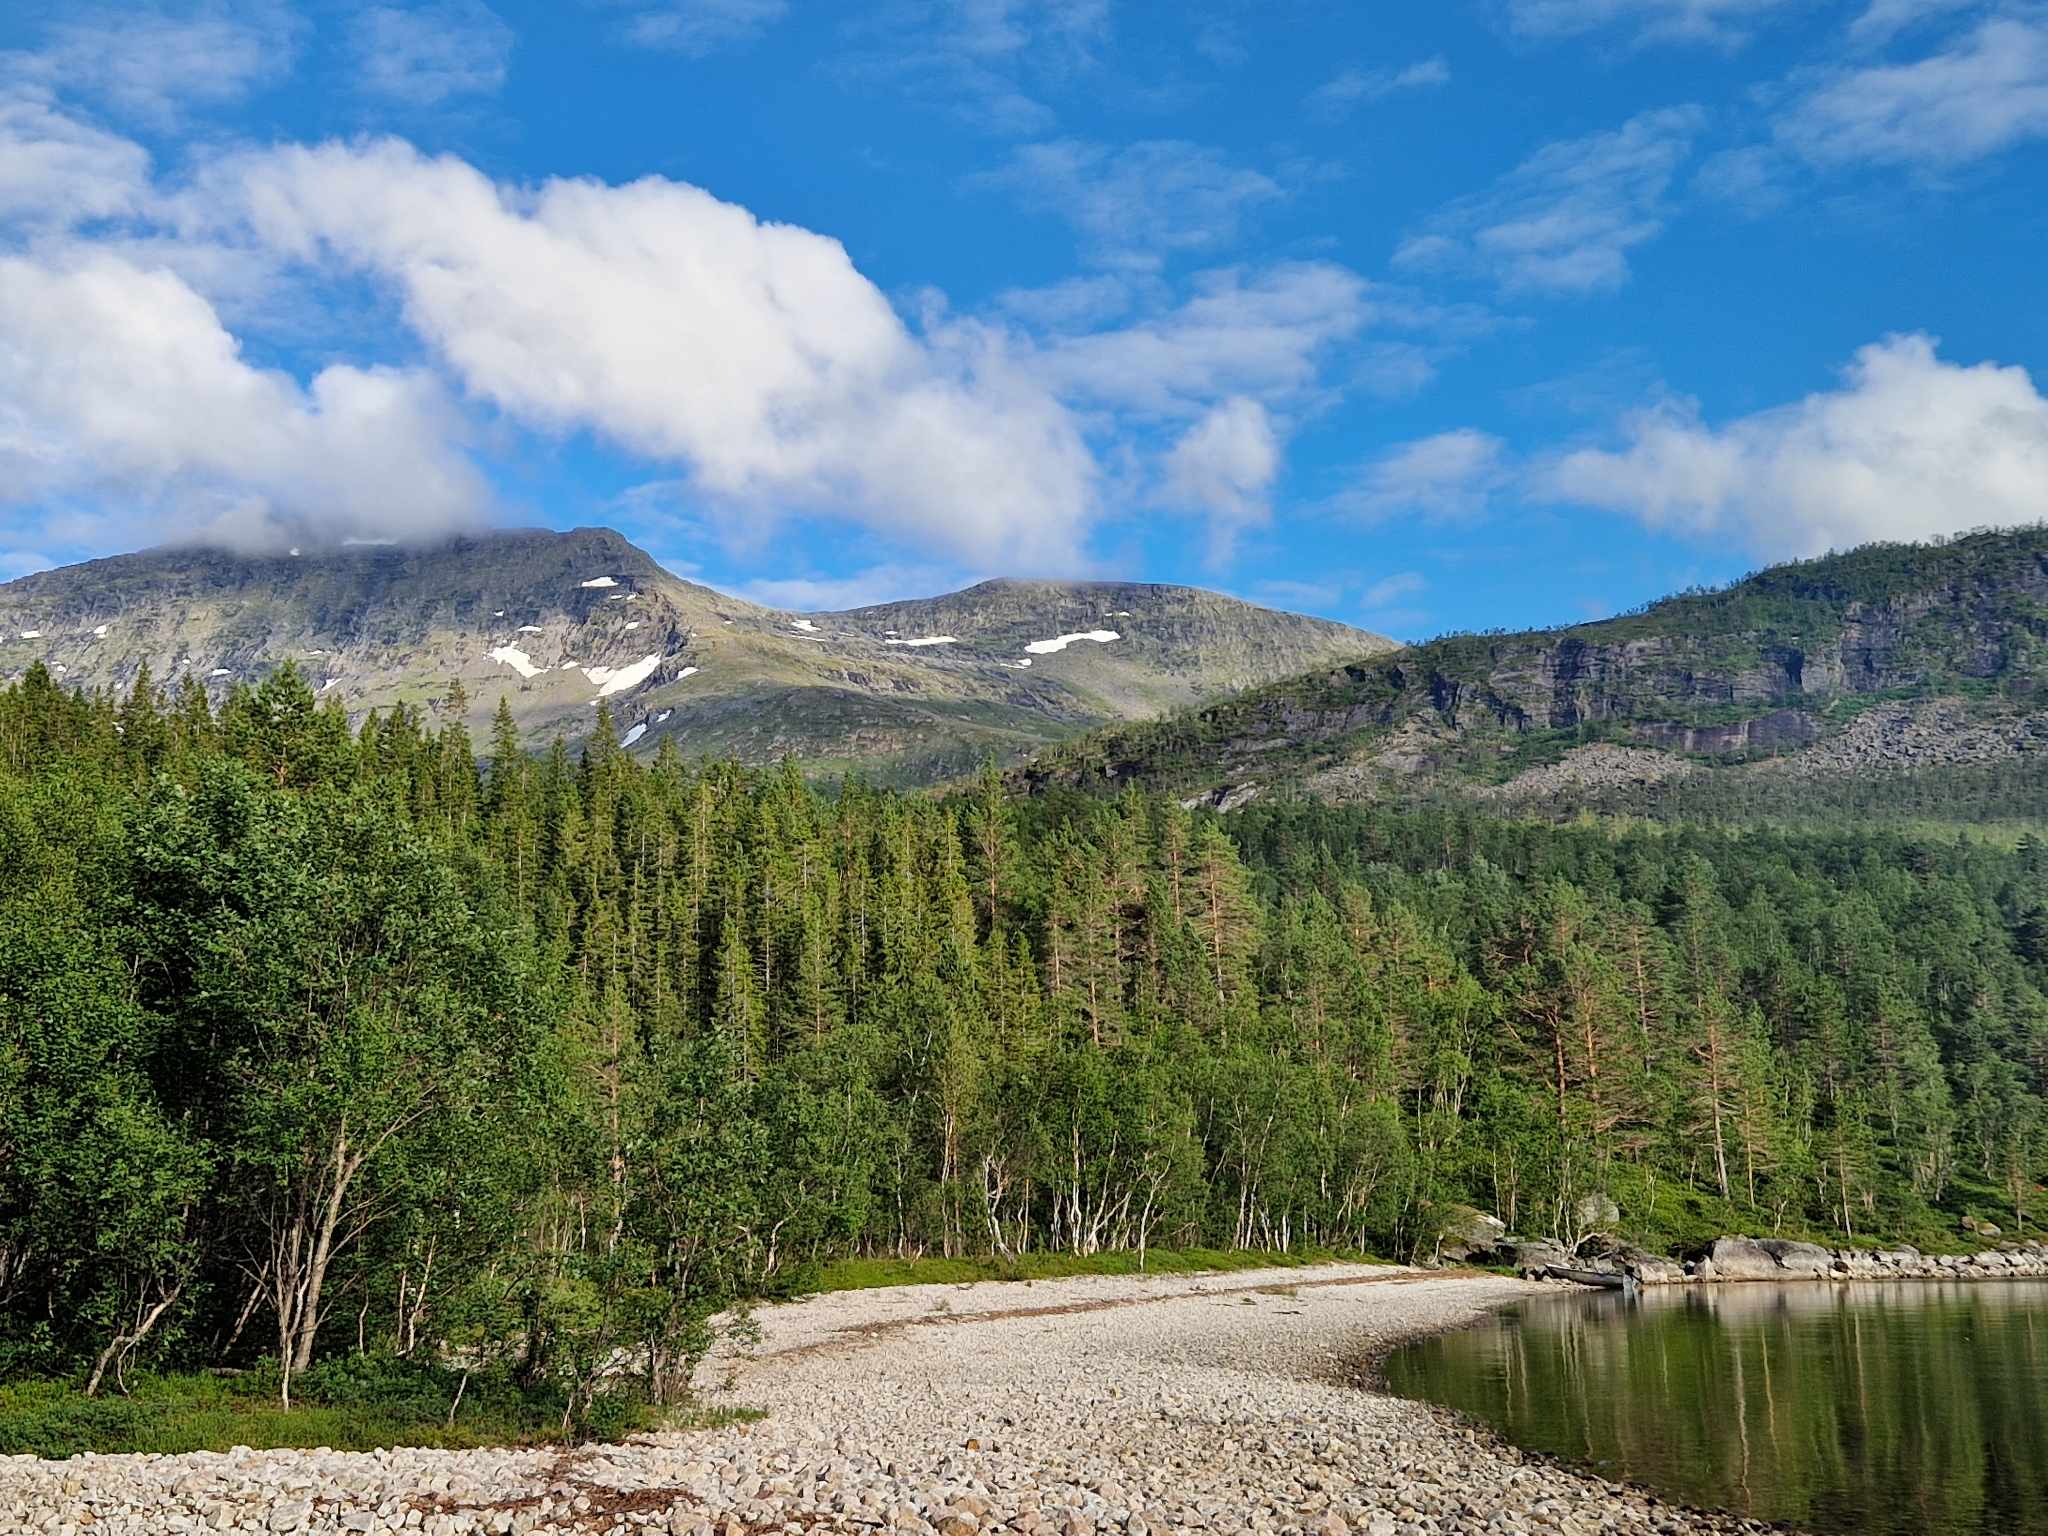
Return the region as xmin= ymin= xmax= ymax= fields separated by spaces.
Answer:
xmin=1021 ymin=524 xmax=2048 ymax=815
xmin=811 ymin=1246 xmax=1356 ymax=1291
xmin=0 ymin=661 xmax=2044 ymax=1454
xmin=0 ymin=1358 xmax=664 ymax=1458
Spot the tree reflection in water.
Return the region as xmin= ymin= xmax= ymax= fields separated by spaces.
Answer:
xmin=1383 ymin=1282 xmax=2048 ymax=1536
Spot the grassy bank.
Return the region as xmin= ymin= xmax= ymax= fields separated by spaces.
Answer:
xmin=8 ymin=1251 xmax=1357 ymax=1457
xmin=810 ymin=1245 xmax=1369 ymax=1292
xmin=0 ymin=1357 xmax=758 ymax=1459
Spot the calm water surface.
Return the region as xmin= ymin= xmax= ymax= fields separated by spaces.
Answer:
xmin=1383 ymin=1281 xmax=2048 ymax=1536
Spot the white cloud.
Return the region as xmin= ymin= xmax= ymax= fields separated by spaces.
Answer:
xmin=1338 ymin=429 xmax=1511 ymax=521
xmin=1779 ymin=16 xmax=2048 ymax=168
xmin=350 ymin=2 xmax=515 ymax=105
xmin=1361 ymin=570 xmax=1426 ymax=608
xmin=0 ymin=549 xmax=55 ymax=579
xmin=1031 ymin=261 xmax=1375 ymax=417
xmin=0 ymin=89 xmax=151 ymax=229
xmin=1395 ymin=106 xmax=1704 ymax=294
xmin=1847 ymin=0 xmax=1977 ymax=48
xmin=1503 ymin=0 xmax=1796 ymax=45
xmin=1193 ymin=19 xmax=1246 ymax=68
xmin=0 ymin=250 xmax=487 ymax=552
xmin=1544 ymin=333 xmax=2048 ymax=557
xmin=0 ymin=84 xmax=1395 ymax=580
xmin=1251 ymin=577 xmax=1341 ymax=609
xmin=612 ymin=0 xmax=788 ymax=55
xmin=2 ymin=2 xmax=299 ymax=126
xmin=1305 ymin=58 xmax=1449 ymax=122
xmin=1691 ymin=142 xmax=1794 ymax=215
xmin=993 ymin=273 xmax=1138 ymax=329
xmin=971 ymin=139 xmax=1283 ymax=267
xmin=224 ymin=138 xmax=1099 ymax=568
xmin=839 ymin=0 xmax=1111 ymax=135
xmin=731 ymin=564 xmax=972 ymax=611
xmin=1162 ymin=396 xmax=1279 ymax=563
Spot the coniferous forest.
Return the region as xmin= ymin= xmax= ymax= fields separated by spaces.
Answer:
xmin=3 ymin=662 xmax=2046 ymax=1425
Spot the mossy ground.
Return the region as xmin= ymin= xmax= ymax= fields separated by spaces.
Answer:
xmin=809 ymin=1245 xmax=1366 ymax=1292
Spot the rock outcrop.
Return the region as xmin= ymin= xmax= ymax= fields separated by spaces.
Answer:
xmin=1472 ymin=1232 xmax=2048 ymax=1285
xmin=1429 ymin=1204 xmax=1508 ymax=1262
xmin=1680 ymin=1235 xmax=2048 ymax=1284
xmin=1023 ymin=525 xmax=2048 ymax=806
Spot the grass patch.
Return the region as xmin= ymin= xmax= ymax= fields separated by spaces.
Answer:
xmin=0 ymin=1354 xmax=755 ymax=1459
xmin=809 ymin=1245 xmax=1366 ymax=1292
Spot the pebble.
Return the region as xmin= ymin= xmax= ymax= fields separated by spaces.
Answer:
xmin=1 ymin=1266 xmax=1776 ymax=1536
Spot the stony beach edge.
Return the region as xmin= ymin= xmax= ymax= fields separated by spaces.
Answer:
xmin=4 ymin=1264 xmax=1799 ymax=1536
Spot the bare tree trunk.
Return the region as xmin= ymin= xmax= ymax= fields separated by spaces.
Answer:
xmin=293 ymin=1136 xmax=363 ymax=1373
xmin=222 ymin=1260 xmax=270 ymax=1360
xmin=85 ymin=1282 xmax=183 ymax=1397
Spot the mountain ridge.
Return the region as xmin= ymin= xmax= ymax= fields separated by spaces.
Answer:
xmin=0 ymin=527 xmax=1392 ymax=783
xmin=1017 ymin=525 xmax=2048 ymax=816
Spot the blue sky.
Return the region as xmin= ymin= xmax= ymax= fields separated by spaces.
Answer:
xmin=3 ymin=1 xmax=2046 ymax=639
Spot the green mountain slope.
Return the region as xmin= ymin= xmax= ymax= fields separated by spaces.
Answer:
xmin=0 ymin=528 xmax=1390 ymax=783
xmin=1020 ymin=526 xmax=2048 ymax=816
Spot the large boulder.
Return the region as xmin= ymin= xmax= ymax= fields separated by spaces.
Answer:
xmin=1618 ymin=1246 xmax=1685 ymax=1285
xmin=1498 ymin=1238 xmax=1571 ymax=1277
xmin=1702 ymin=1237 xmax=1780 ymax=1280
xmin=1572 ymin=1192 xmax=1621 ymax=1232
xmin=1701 ymin=1236 xmax=1834 ymax=1280
xmin=1430 ymin=1204 xmax=1508 ymax=1261
xmin=1759 ymin=1239 xmax=1835 ymax=1277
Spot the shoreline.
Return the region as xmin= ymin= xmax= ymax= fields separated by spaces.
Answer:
xmin=4 ymin=1264 xmax=1782 ymax=1536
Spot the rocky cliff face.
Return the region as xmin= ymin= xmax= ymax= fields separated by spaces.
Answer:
xmin=1024 ymin=526 xmax=2048 ymax=804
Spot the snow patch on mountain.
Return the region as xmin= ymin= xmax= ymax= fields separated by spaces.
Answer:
xmin=489 ymin=645 xmax=542 ymax=679
xmin=1023 ymin=630 xmax=1119 ymax=655
xmin=584 ymin=653 xmax=662 ymax=698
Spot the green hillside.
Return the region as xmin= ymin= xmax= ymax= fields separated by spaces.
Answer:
xmin=1020 ymin=526 xmax=2048 ymax=823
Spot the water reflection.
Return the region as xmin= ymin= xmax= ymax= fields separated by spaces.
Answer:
xmin=1382 ymin=1281 xmax=2048 ymax=1536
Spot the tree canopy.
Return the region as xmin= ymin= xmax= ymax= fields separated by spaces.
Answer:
xmin=2 ymin=663 xmax=2044 ymax=1413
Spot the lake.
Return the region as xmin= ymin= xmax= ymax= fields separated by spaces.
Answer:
xmin=1382 ymin=1281 xmax=2048 ymax=1536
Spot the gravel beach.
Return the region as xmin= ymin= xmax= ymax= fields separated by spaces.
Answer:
xmin=4 ymin=1264 xmax=1775 ymax=1536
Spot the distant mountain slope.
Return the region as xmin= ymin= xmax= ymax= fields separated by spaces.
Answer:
xmin=1019 ymin=526 xmax=2048 ymax=813
xmin=0 ymin=528 xmax=1390 ymax=782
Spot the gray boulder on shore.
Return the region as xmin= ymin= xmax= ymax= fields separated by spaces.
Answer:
xmin=1694 ymin=1236 xmax=1832 ymax=1281
xmin=1430 ymin=1203 xmax=1508 ymax=1261
xmin=1495 ymin=1238 xmax=1571 ymax=1277
xmin=1434 ymin=1210 xmax=2048 ymax=1285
